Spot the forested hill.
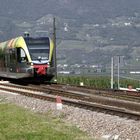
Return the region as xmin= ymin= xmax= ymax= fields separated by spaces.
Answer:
xmin=0 ymin=0 xmax=140 ymax=65
xmin=0 ymin=0 xmax=140 ymax=21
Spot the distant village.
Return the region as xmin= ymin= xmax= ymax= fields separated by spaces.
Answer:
xmin=57 ymin=56 xmax=140 ymax=77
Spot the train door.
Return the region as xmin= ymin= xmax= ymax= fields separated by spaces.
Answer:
xmin=17 ymin=48 xmax=28 ymax=64
xmin=16 ymin=47 xmax=29 ymax=74
xmin=4 ymin=51 xmax=9 ymax=72
xmin=4 ymin=49 xmax=10 ymax=72
xmin=5 ymin=48 xmax=17 ymax=73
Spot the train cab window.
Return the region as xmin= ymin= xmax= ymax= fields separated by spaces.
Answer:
xmin=17 ymin=48 xmax=27 ymax=63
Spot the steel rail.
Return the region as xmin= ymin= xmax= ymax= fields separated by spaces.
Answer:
xmin=0 ymin=83 xmax=139 ymax=120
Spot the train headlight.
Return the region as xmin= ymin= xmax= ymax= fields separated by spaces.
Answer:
xmin=47 ymin=62 xmax=50 ymax=67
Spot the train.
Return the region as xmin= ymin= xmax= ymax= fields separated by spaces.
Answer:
xmin=0 ymin=34 xmax=56 ymax=82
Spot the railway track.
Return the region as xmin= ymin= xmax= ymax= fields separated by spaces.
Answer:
xmin=0 ymin=82 xmax=140 ymax=120
xmin=48 ymin=83 xmax=140 ymax=102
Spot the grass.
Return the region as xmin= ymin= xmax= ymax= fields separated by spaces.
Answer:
xmin=0 ymin=102 xmax=93 ymax=140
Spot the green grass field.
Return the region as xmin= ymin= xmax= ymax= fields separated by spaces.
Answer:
xmin=0 ymin=101 xmax=93 ymax=140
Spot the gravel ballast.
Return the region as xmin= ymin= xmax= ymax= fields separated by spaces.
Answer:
xmin=0 ymin=92 xmax=140 ymax=140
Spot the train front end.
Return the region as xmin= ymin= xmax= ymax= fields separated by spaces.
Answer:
xmin=24 ymin=36 xmax=55 ymax=81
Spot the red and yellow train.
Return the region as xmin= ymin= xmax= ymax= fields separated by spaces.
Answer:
xmin=0 ymin=35 xmax=55 ymax=82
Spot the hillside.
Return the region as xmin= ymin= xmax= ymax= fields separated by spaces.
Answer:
xmin=0 ymin=0 xmax=140 ymax=66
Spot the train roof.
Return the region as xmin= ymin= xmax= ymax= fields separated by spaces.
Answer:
xmin=24 ymin=36 xmax=50 ymax=45
xmin=23 ymin=36 xmax=50 ymax=40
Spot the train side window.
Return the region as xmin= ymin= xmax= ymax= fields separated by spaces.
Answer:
xmin=17 ymin=48 xmax=27 ymax=63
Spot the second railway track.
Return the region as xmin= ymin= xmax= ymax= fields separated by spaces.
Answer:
xmin=47 ymin=83 xmax=140 ymax=102
xmin=0 ymin=82 xmax=140 ymax=120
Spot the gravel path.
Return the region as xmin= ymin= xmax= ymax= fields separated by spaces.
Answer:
xmin=0 ymin=91 xmax=140 ymax=140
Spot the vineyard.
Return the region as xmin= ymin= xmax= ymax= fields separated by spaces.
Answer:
xmin=57 ymin=75 xmax=140 ymax=89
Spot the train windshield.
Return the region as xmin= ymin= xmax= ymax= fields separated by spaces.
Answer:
xmin=28 ymin=44 xmax=49 ymax=60
xmin=25 ymin=37 xmax=50 ymax=61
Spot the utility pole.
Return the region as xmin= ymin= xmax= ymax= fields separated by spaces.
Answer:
xmin=111 ymin=57 xmax=114 ymax=89
xmin=117 ymin=56 xmax=120 ymax=89
xmin=53 ymin=17 xmax=57 ymax=81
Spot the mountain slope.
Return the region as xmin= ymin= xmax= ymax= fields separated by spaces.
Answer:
xmin=0 ymin=0 xmax=140 ymax=21
xmin=0 ymin=0 xmax=140 ymax=66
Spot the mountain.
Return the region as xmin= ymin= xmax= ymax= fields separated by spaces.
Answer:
xmin=0 ymin=0 xmax=140 ymax=20
xmin=0 ymin=0 xmax=140 ymax=66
